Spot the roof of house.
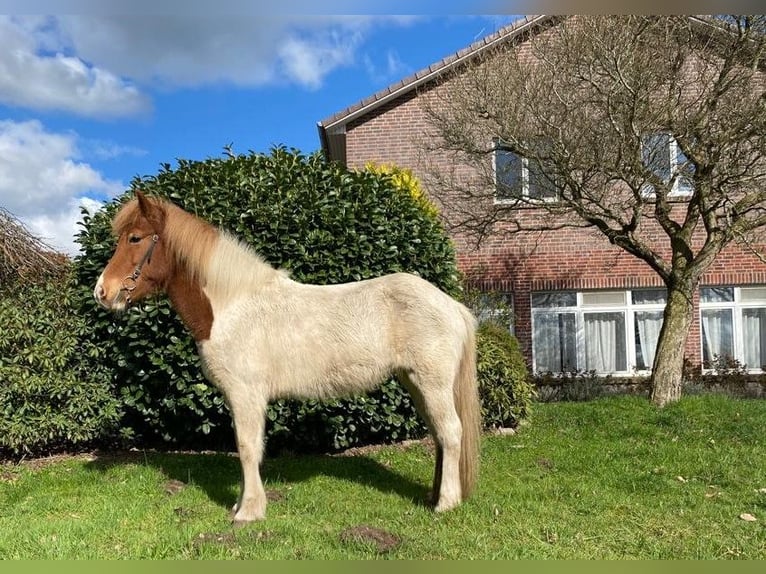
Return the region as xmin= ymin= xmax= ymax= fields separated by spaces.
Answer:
xmin=315 ymin=14 xmax=731 ymax=165
xmin=316 ymin=15 xmax=555 ymax=164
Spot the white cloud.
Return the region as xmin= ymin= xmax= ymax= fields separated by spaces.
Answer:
xmin=23 ymin=196 xmax=103 ymax=257
xmin=52 ymin=15 xmax=405 ymax=89
xmin=386 ymin=50 xmax=407 ymax=77
xmin=0 ymin=119 xmax=123 ymax=255
xmin=363 ymin=48 xmax=410 ymax=85
xmin=0 ymin=14 xmax=425 ymax=255
xmin=0 ymin=16 xmax=151 ymax=118
xmin=81 ymin=140 xmax=148 ymax=161
xmin=278 ymin=29 xmax=360 ymax=89
xmin=0 ymin=15 xmax=421 ymax=116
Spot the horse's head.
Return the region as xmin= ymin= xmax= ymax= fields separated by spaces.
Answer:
xmin=94 ymin=191 xmax=171 ymax=311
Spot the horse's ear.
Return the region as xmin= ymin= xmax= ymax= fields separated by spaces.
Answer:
xmin=135 ymin=190 xmax=165 ymax=230
xmin=136 ymin=191 xmax=151 ymax=215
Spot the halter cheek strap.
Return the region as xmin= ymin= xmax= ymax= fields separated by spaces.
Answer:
xmin=122 ymin=234 xmax=159 ymax=298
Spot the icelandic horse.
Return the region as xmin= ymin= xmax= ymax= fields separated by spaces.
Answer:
xmin=94 ymin=191 xmax=480 ymax=523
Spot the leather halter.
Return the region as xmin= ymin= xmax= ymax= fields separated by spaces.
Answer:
xmin=121 ymin=234 xmax=159 ymax=302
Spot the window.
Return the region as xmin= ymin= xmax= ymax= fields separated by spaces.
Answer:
xmin=700 ymin=286 xmax=766 ymax=371
xmin=494 ymin=145 xmax=558 ymax=203
xmin=532 ymin=291 xmax=578 ymax=372
xmin=641 ymin=133 xmax=693 ymax=196
xmin=531 ymin=289 xmax=667 ymax=375
xmin=472 ymin=291 xmax=514 ymax=334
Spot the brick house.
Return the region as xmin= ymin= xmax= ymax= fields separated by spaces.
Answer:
xmin=317 ymin=16 xmax=766 ymax=378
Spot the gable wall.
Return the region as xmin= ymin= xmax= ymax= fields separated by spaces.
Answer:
xmin=338 ymin=31 xmax=766 ymax=370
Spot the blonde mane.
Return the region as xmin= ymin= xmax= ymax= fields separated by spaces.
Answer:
xmin=113 ymin=196 xmax=283 ymax=301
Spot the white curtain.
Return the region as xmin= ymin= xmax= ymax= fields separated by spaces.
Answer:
xmin=534 ymin=313 xmax=576 ymax=372
xmin=636 ymin=311 xmax=663 ymax=370
xmin=585 ymin=313 xmax=626 ymax=372
xmin=534 ymin=314 xmax=559 ymax=372
xmin=701 ymin=309 xmax=733 ymax=364
xmin=743 ymin=308 xmax=766 ymax=370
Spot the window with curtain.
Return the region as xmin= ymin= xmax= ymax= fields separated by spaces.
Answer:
xmin=533 ymin=311 xmax=577 ymax=372
xmin=742 ymin=308 xmax=766 ymax=370
xmin=701 ymin=308 xmax=734 ymax=365
xmin=634 ymin=310 xmax=664 ymax=370
xmin=584 ymin=312 xmax=627 ymax=372
xmin=472 ymin=291 xmax=515 ymax=334
xmin=700 ymin=286 xmax=766 ymax=371
xmin=531 ymin=289 xmax=665 ymax=375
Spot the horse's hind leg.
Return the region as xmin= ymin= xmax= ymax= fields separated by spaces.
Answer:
xmin=399 ymin=370 xmax=463 ymax=512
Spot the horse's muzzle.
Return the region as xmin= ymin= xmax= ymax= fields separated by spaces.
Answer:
xmin=94 ymin=276 xmax=128 ymax=312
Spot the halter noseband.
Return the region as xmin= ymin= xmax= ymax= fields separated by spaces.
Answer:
xmin=122 ymin=234 xmax=159 ymax=302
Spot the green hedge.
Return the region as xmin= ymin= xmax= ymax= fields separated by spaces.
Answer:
xmin=0 ymin=274 xmax=122 ymax=457
xmin=0 ymin=147 xmax=536 ymax=457
xmin=0 ymin=147 xmax=535 ymax=457
xmin=73 ymin=148 xmax=464 ymax=452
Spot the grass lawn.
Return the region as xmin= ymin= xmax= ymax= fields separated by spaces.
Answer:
xmin=1 ymin=394 xmax=765 ymax=559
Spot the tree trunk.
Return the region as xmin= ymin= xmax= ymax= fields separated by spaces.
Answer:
xmin=649 ymin=283 xmax=695 ymax=407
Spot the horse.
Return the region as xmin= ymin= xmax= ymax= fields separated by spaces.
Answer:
xmin=94 ymin=191 xmax=480 ymax=523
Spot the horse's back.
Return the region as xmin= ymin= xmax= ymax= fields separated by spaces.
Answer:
xmin=200 ymin=271 xmax=474 ymax=399
xmin=360 ymin=272 xmax=475 ymax=367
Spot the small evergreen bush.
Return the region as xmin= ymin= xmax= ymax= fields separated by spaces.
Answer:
xmin=476 ymin=321 xmax=535 ymax=429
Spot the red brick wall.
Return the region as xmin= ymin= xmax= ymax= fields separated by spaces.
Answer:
xmin=345 ymin=90 xmax=434 ymax=169
xmin=340 ymin=67 xmax=766 ymax=371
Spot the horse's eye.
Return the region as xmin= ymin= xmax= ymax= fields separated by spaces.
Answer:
xmin=128 ymin=235 xmax=142 ymax=244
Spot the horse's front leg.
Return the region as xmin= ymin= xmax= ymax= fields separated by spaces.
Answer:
xmin=229 ymin=399 xmax=268 ymax=524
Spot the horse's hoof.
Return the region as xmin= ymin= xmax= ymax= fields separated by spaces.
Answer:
xmin=231 ymin=509 xmax=266 ymax=525
xmin=232 ymin=518 xmax=252 ymax=529
xmin=434 ymin=498 xmax=460 ymax=513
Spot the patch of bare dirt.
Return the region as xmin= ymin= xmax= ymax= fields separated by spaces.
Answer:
xmin=2 ymin=452 xmax=100 ymax=472
xmin=1 ymin=449 xmax=238 ymax=470
xmin=0 ymin=469 xmax=18 ymax=483
xmin=2 ymin=436 xmax=448 ymax=472
xmin=339 ymin=524 xmax=402 ymax=553
xmin=266 ymin=489 xmax=285 ymax=502
xmin=537 ymin=457 xmax=555 ymax=470
xmin=173 ymin=507 xmax=194 ymax=520
xmin=164 ymin=479 xmax=186 ymax=495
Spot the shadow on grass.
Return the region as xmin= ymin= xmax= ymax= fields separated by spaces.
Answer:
xmin=84 ymin=449 xmax=431 ymax=512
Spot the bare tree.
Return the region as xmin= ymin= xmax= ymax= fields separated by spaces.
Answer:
xmin=0 ymin=207 xmax=66 ymax=284
xmin=423 ymin=15 xmax=766 ymax=406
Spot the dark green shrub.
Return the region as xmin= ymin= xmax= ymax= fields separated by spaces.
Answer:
xmin=476 ymin=322 xmax=534 ymax=428
xmin=0 ymin=272 xmax=122 ymax=457
xmin=73 ymin=147 xmax=461 ymax=452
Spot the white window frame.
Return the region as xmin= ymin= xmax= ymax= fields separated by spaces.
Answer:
xmin=493 ymin=145 xmax=558 ymax=204
xmin=641 ymin=132 xmax=694 ymax=198
xmin=699 ymin=286 xmax=766 ymax=373
xmin=531 ymin=289 xmax=667 ymax=376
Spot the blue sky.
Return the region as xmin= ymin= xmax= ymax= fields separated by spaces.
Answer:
xmin=0 ymin=13 xmax=519 ymax=255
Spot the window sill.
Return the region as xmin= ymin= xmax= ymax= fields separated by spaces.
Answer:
xmin=493 ymin=197 xmax=560 ymax=206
